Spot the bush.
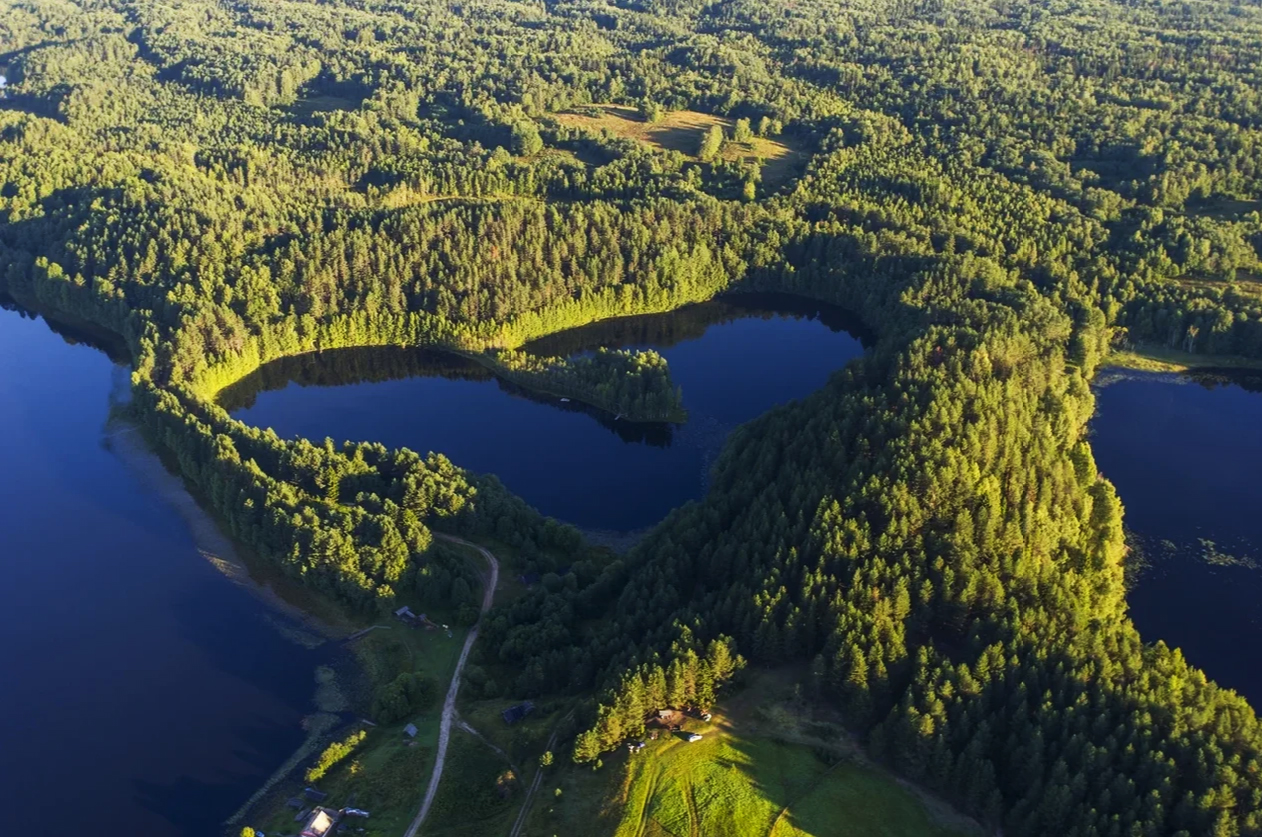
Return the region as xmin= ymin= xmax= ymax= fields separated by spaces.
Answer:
xmin=373 ymin=672 xmax=437 ymax=723
xmin=511 ymin=121 xmax=543 ymax=156
xmin=306 ymin=730 xmax=367 ymax=783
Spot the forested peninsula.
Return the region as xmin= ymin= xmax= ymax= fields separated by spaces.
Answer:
xmin=3 ymin=0 xmax=1262 ymax=833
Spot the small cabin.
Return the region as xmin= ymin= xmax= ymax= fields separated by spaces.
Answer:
xmin=403 ymin=723 xmax=418 ymax=738
xmin=502 ymin=701 xmax=535 ymax=724
xmin=300 ymin=807 xmax=339 ymax=837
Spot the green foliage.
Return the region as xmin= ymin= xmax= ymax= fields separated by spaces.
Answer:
xmin=305 ymin=729 xmax=366 ymax=784
xmin=639 ymin=101 xmax=664 ymax=124
xmin=575 ymin=637 xmax=743 ymax=760
xmin=5 ymin=0 xmax=1262 ymax=832
xmin=481 ymin=347 xmax=686 ymax=421
xmin=372 ymin=672 xmax=437 ymax=724
xmin=698 ymin=124 xmax=725 ymax=161
xmin=511 ymin=120 xmax=544 ymax=157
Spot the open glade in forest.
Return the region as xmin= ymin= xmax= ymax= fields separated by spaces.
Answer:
xmin=553 ymin=105 xmax=805 ymax=190
xmin=3 ymin=0 xmax=1262 ymax=834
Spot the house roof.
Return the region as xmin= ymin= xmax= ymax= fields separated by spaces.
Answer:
xmin=403 ymin=723 xmax=418 ymax=737
xmin=301 ymin=808 xmax=335 ymax=837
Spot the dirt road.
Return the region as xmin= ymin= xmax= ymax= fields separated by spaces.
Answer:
xmin=402 ymin=534 xmax=499 ymax=837
xmin=508 ymin=709 xmax=575 ymax=837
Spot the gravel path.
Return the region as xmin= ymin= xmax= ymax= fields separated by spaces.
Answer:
xmin=402 ymin=534 xmax=500 ymax=837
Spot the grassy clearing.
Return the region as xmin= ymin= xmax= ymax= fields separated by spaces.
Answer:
xmin=460 ymin=696 xmax=576 ymax=770
xmin=1106 ymin=345 xmax=1262 ymax=373
xmin=1172 ymin=273 xmax=1262 ymax=300
xmin=1185 ymin=195 xmax=1262 ymax=221
xmin=288 ymin=93 xmax=362 ymax=118
xmin=422 ymin=730 xmax=522 ymax=837
xmin=525 ymin=672 xmax=977 ymax=837
xmin=552 ymin=105 xmax=807 ymax=189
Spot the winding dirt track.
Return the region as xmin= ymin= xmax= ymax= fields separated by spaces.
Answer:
xmin=507 ymin=709 xmax=575 ymax=837
xmin=402 ymin=534 xmax=499 ymax=837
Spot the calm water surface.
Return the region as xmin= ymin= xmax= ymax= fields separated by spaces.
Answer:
xmin=227 ymin=294 xmax=868 ymax=532
xmin=0 ymin=299 xmax=327 ymax=836
xmin=1092 ymin=370 xmax=1262 ymax=705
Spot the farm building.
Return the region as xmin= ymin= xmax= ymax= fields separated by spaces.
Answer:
xmin=502 ymin=701 xmax=535 ymax=724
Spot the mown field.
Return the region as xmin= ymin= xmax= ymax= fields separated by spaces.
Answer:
xmin=552 ymin=105 xmax=807 ymax=190
xmin=523 ymin=673 xmax=978 ymax=837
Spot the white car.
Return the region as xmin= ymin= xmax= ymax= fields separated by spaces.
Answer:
xmin=684 ymin=732 xmax=703 ymax=742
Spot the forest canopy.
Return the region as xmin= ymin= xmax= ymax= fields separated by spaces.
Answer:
xmin=3 ymin=0 xmax=1262 ymax=833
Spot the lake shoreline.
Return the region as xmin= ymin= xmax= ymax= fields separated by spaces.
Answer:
xmin=1107 ymin=346 xmax=1262 ymax=374
xmin=104 ymin=414 xmax=348 ymax=643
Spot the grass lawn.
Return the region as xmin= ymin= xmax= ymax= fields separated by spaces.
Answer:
xmin=525 ymin=672 xmax=979 ymax=837
xmin=552 ymin=105 xmax=807 ymax=190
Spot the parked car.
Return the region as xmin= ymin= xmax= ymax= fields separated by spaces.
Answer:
xmin=684 ymin=732 xmax=703 ymax=743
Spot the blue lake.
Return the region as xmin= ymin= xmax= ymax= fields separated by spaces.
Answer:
xmin=0 ymin=298 xmax=329 ymax=836
xmin=224 ymin=294 xmax=870 ymax=532
xmin=1092 ymin=369 xmax=1262 ymax=705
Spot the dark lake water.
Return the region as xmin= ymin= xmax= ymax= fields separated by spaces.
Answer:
xmin=1092 ymin=369 xmax=1262 ymax=705
xmin=225 ymin=294 xmax=869 ymax=532
xmin=0 ymin=299 xmax=329 ymax=836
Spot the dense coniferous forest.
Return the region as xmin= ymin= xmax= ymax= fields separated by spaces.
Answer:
xmin=4 ymin=0 xmax=1262 ymax=832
